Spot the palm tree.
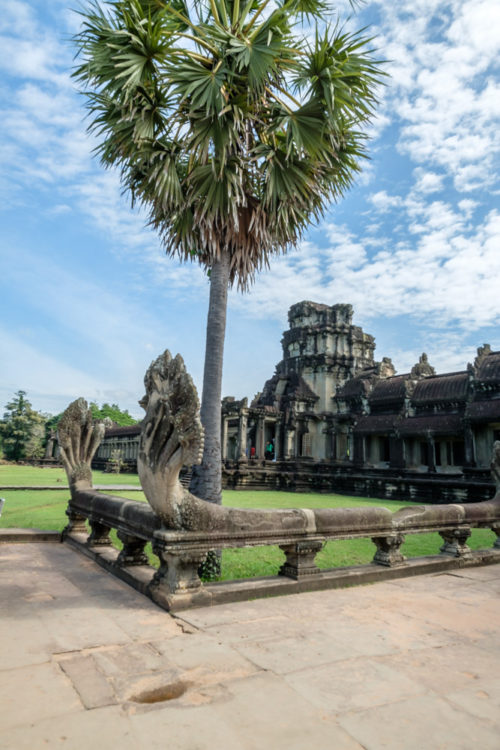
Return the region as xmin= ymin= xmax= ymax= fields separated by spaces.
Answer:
xmin=74 ymin=0 xmax=383 ymax=516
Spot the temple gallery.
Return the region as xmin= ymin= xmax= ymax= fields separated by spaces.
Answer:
xmin=96 ymin=302 xmax=500 ymax=502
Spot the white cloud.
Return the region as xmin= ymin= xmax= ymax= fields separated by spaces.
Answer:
xmin=374 ymin=0 xmax=500 ymax=192
xmin=413 ymin=169 xmax=444 ymax=194
xmin=369 ymin=191 xmax=404 ymax=213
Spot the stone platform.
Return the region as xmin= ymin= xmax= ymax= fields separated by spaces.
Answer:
xmin=0 ymin=542 xmax=499 ymax=749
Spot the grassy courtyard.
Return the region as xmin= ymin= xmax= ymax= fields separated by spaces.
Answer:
xmin=0 ymin=464 xmax=495 ymax=580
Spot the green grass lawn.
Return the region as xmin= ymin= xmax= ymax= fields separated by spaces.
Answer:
xmin=0 ymin=464 xmax=141 ymax=486
xmin=0 ymin=467 xmax=495 ymax=581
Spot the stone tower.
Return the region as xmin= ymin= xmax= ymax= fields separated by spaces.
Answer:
xmin=277 ymin=301 xmax=376 ymax=412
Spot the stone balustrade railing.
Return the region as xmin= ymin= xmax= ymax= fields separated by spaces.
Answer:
xmin=64 ymin=485 xmax=500 ymax=611
xmin=57 ymin=350 xmax=500 ymax=611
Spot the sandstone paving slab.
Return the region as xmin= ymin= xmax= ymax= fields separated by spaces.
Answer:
xmin=284 ymin=657 xmax=429 ymax=714
xmin=0 ymin=616 xmax=58 ymax=670
xmin=152 ymin=632 xmax=262 ymax=679
xmin=446 ymin=676 xmax=500 ymax=724
xmin=337 ymin=693 xmax=500 ymax=750
xmin=348 ymin=586 xmax=500 ymax=639
xmin=178 ymin=598 xmax=301 ymax=628
xmin=128 ymin=671 xmax=365 ymax=750
xmin=37 ymin=602 xmax=133 ymax=653
xmin=319 ymin=601 xmax=461 ymax=653
xmin=0 ymin=661 xmax=82 ymax=732
xmin=101 ymin=600 xmax=182 ymax=641
xmin=220 ymin=621 xmax=398 ymax=675
xmin=58 ymin=653 xmax=117 ymax=709
xmin=0 ymin=704 xmax=139 ymax=750
xmin=90 ymin=641 xmax=174 ymax=679
xmin=191 ymin=612 xmax=314 ymax=645
xmin=379 ymin=642 xmax=500 ymax=696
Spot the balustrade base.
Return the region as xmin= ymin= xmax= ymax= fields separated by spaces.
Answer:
xmin=61 ymin=531 xmax=500 ymax=612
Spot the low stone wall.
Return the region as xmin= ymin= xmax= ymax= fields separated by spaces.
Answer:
xmin=222 ymin=460 xmax=495 ymax=503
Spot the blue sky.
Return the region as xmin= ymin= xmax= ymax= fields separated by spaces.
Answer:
xmin=1 ymin=0 xmax=499 ymax=419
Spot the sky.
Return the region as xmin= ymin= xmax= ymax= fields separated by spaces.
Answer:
xmin=1 ymin=0 xmax=499 ymax=419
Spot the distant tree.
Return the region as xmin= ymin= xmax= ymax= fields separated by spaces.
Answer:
xmin=0 ymin=391 xmax=47 ymax=461
xmin=89 ymin=402 xmax=138 ymax=426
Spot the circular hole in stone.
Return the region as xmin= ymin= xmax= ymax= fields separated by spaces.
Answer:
xmin=130 ymin=680 xmax=189 ymax=704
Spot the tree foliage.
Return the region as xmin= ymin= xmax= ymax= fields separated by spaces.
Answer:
xmin=89 ymin=402 xmax=138 ymax=425
xmin=0 ymin=391 xmax=47 ymax=461
xmin=74 ymin=0 xmax=384 ymax=289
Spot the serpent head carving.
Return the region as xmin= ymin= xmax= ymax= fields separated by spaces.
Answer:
xmin=57 ymin=398 xmax=105 ymax=491
xmin=138 ymin=350 xmax=204 ymax=524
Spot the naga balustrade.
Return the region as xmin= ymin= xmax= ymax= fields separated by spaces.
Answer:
xmin=58 ymin=351 xmax=500 ymax=612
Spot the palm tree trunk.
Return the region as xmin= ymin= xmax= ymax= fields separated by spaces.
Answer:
xmin=190 ymin=248 xmax=231 ymax=505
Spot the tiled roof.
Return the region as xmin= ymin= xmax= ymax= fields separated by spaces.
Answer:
xmin=412 ymin=372 xmax=469 ymax=403
xmin=369 ymin=375 xmax=408 ymax=405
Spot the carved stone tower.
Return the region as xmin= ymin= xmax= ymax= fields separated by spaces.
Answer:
xmin=277 ymin=301 xmax=376 ymax=411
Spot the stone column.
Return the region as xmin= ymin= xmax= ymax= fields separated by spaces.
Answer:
xmin=463 ymin=419 xmax=476 ymax=467
xmin=257 ymin=416 xmax=265 ymax=458
xmin=274 ymin=418 xmax=282 ymax=460
xmin=44 ymin=436 xmax=55 ymax=459
xmin=238 ymin=411 xmax=248 ymax=460
xmin=286 ymin=428 xmax=292 ymax=459
xmin=221 ymin=417 xmax=228 ymax=460
xmin=427 ymin=434 xmax=436 ymax=472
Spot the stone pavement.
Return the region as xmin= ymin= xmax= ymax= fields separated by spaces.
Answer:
xmin=0 ymin=543 xmax=499 ymax=750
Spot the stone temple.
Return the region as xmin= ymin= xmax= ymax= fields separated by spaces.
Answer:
xmin=95 ymin=301 xmax=500 ymax=502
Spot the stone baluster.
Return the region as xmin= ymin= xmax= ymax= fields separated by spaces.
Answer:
xmin=87 ymin=520 xmax=112 ymax=547
xmin=372 ymin=534 xmax=406 ymax=566
xmin=148 ymin=541 xmax=208 ymax=608
xmin=116 ymin=531 xmax=149 ymax=566
xmin=279 ymin=540 xmax=324 ymax=579
xmin=64 ymin=506 xmax=88 ymax=536
xmin=439 ymin=527 xmax=472 ymax=557
xmin=490 ymin=522 xmax=500 ymax=549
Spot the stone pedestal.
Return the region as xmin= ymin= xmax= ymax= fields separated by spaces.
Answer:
xmin=372 ymin=534 xmax=406 ymax=566
xmin=279 ymin=540 xmax=323 ymax=579
xmin=439 ymin=527 xmax=472 ymax=557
